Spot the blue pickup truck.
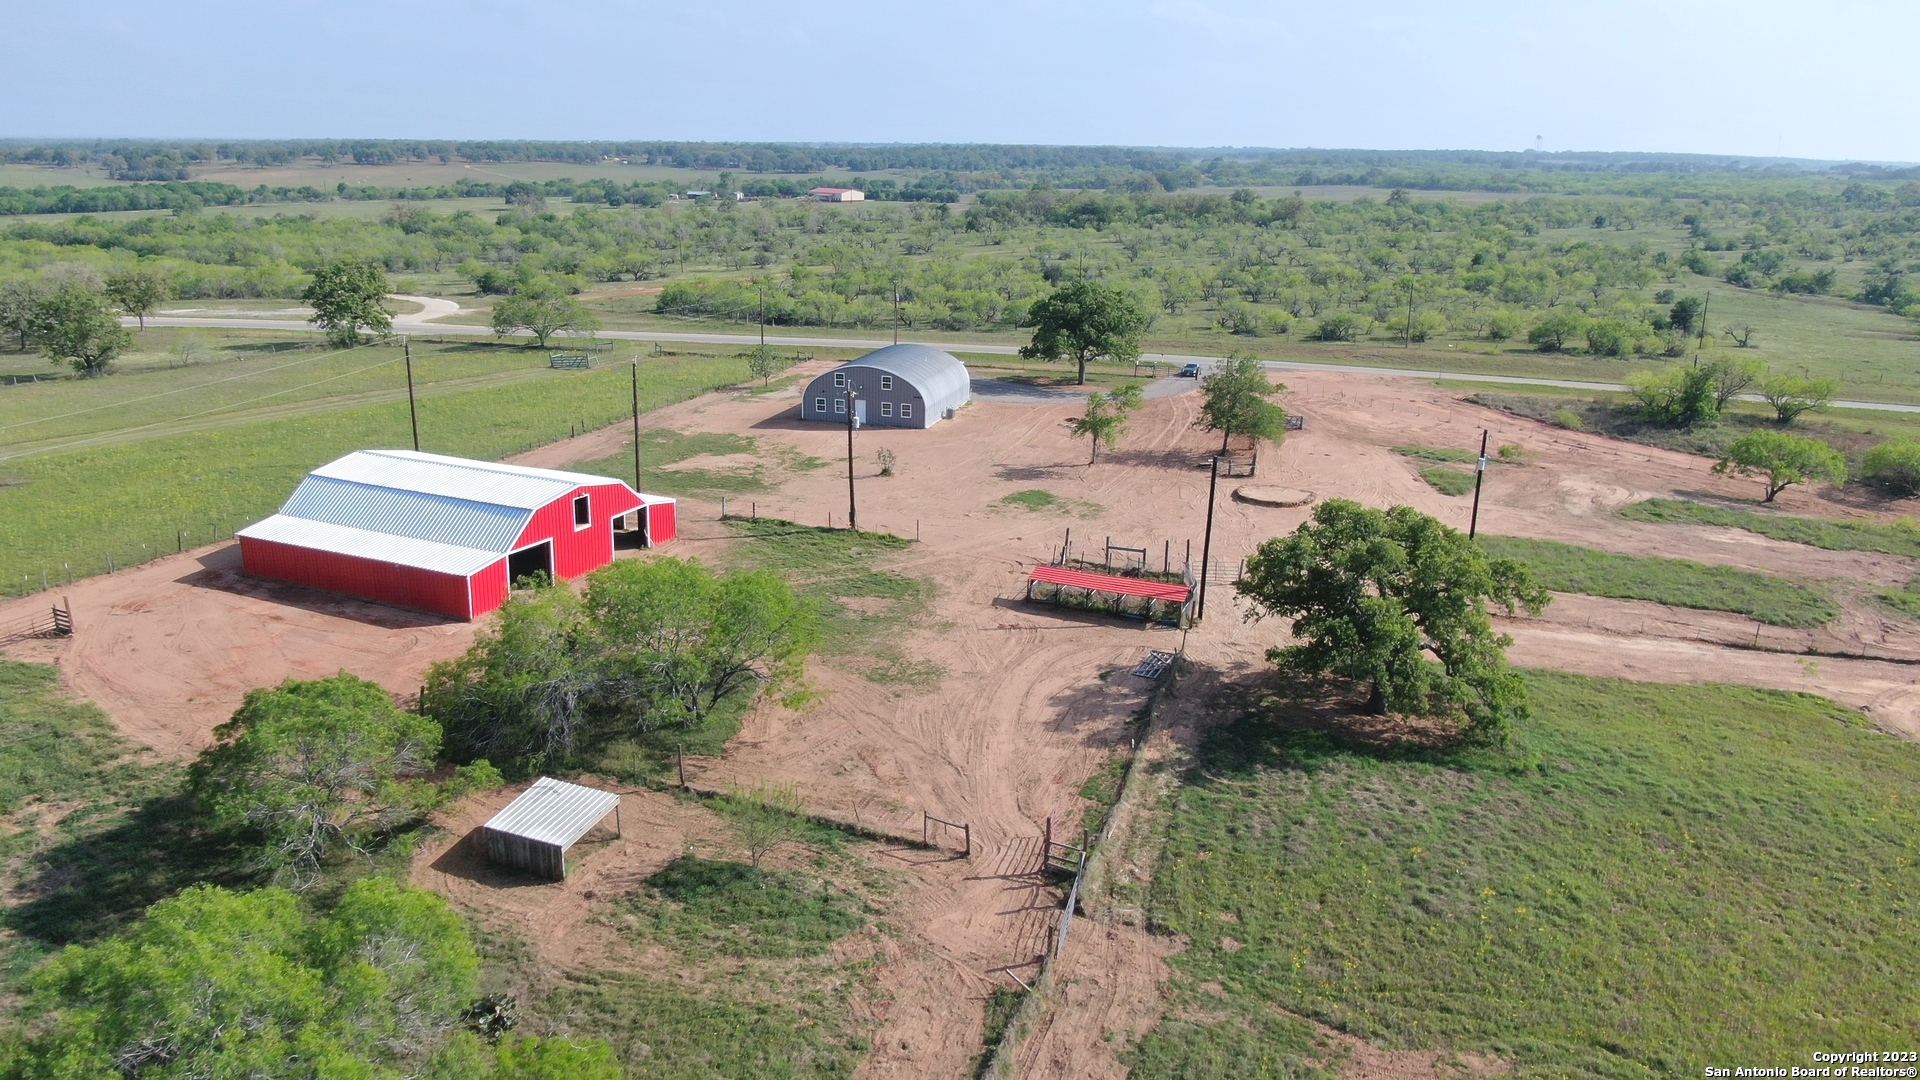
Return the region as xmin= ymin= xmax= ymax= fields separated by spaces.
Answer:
xmin=1179 ymin=363 xmax=1202 ymax=377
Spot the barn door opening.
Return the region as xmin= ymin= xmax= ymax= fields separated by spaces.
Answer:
xmin=507 ymin=540 xmax=553 ymax=586
xmin=613 ymin=508 xmax=647 ymax=550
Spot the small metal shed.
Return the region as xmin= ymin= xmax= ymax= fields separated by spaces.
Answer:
xmin=481 ymin=777 xmax=622 ymax=881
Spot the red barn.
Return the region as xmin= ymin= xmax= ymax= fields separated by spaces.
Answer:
xmin=237 ymin=450 xmax=677 ymax=620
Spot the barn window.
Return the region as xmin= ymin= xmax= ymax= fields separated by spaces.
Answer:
xmin=880 ymin=375 xmax=893 ymax=390
xmin=573 ymin=494 xmax=590 ymax=528
xmin=814 ymin=397 xmax=827 ymax=413
xmin=880 ymin=402 xmax=893 ymax=417
xmin=833 ymin=372 xmax=846 ymax=388
xmin=901 ymin=403 xmax=914 ymax=418
xmin=834 ymin=397 xmax=846 ymax=414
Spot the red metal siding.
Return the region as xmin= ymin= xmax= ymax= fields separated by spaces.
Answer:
xmin=239 ymin=536 xmax=477 ymax=620
xmin=647 ymin=501 xmax=677 ymax=545
xmin=467 ymin=557 xmax=510 ymax=618
xmin=512 ymin=482 xmax=642 ymax=581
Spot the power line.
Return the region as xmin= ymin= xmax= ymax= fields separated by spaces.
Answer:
xmin=0 ymin=337 xmax=386 ymax=438
xmin=0 ymin=353 xmax=408 ymax=464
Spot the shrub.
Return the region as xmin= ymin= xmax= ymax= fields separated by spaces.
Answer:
xmin=1715 ymin=430 xmax=1848 ymax=502
xmin=1527 ymin=310 xmax=1589 ymax=352
xmin=1407 ymin=310 xmax=1447 ymax=343
xmin=1552 ymin=408 xmax=1584 ymax=430
xmin=1863 ymin=440 xmax=1920 ymax=497
xmin=1485 ymin=310 xmax=1526 ymax=341
xmin=1309 ymin=313 xmax=1365 ymax=342
xmin=1584 ymin=318 xmax=1634 ymax=357
xmin=1760 ymin=375 xmax=1841 ymax=424
xmin=1629 ymin=366 xmax=1718 ymax=427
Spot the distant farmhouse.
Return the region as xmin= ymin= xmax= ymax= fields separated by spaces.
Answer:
xmin=800 ymin=344 xmax=969 ymax=429
xmin=809 ymin=186 xmax=865 ymax=202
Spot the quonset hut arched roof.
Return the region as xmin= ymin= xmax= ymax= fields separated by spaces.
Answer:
xmin=842 ymin=343 xmax=970 ymax=412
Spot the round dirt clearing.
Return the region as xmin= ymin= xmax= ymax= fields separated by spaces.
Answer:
xmin=1234 ymin=485 xmax=1315 ymax=507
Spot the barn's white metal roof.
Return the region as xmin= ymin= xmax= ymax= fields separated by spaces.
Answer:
xmin=282 ymin=475 xmax=533 ymax=552
xmin=250 ymin=450 xmax=642 ymax=569
xmin=311 ymin=450 xmax=615 ymax=510
xmin=482 ymin=777 xmax=621 ymax=850
xmin=238 ymin=515 xmax=505 ymax=576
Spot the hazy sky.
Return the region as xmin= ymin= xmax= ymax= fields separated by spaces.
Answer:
xmin=6 ymin=0 xmax=1916 ymax=162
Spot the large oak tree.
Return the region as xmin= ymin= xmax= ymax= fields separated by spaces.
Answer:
xmin=1237 ymin=500 xmax=1548 ymax=743
xmin=1018 ymin=279 xmax=1149 ymax=385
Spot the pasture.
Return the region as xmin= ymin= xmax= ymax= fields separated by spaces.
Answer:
xmin=5 ymin=326 xmax=1920 ymax=1077
xmin=1125 ymin=671 xmax=1920 ymax=1077
xmin=0 ymin=333 xmax=757 ymax=595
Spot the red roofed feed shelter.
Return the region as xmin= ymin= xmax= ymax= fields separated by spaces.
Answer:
xmin=808 ymin=186 xmax=865 ymax=202
xmin=238 ymin=450 xmax=676 ymax=620
xmin=1024 ymin=564 xmax=1193 ymax=627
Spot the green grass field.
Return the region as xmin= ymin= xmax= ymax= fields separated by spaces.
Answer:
xmin=569 ymin=428 xmax=773 ymax=498
xmin=718 ymin=519 xmax=941 ymax=688
xmin=1469 ymin=384 xmax=1920 ymax=469
xmin=1129 ymin=671 xmax=1920 ymax=1078
xmin=1417 ymin=465 xmax=1477 ymax=496
xmin=0 ymin=337 xmax=752 ymax=596
xmin=1617 ymin=498 xmax=1920 ymax=557
xmin=623 ymin=854 xmax=867 ymax=960
xmin=1478 ymin=535 xmax=1837 ymax=626
xmin=1001 ymin=489 xmax=1059 ymax=510
xmin=0 ymin=661 xmax=260 ymax=975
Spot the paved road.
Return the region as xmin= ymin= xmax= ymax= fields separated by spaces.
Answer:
xmin=969 ymin=375 xmax=1194 ymax=403
xmin=131 ymin=301 xmax=1920 ymax=416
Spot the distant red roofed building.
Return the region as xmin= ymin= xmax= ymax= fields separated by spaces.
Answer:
xmin=809 ymin=186 xmax=865 ymax=202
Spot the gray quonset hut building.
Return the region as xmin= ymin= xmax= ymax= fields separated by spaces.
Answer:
xmin=800 ymin=344 xmax=969 ymax=429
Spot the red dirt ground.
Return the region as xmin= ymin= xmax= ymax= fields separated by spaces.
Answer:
xmin=6 ymin=364 xmax=1917 ymax=1076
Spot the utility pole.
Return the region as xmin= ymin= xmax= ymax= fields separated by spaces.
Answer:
xmin=1468 ymin=429 xmax=1489 ymax=539
xmin=631 ymin=360 xmax=642 ymax=492
xmin=1693 ymin=291 xmax=1711 ymax=368
xmin=892 ymin=288 xmax=901 ymax=346
xmin=1197 ymin=457 xmax=1220 ymax=621
xmin=844 ymin=389 xmax=859 ymax=530
xmin=1404 ymin=278 xmax=1415 ymax=349
xmin=404 ymin=337 xmax=419 ymax=452
xmin=758 ymin=286 xmax=766 ymax=346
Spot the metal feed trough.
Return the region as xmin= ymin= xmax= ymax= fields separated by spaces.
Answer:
xmin=482 ymin=777 xmax=622 ymax=881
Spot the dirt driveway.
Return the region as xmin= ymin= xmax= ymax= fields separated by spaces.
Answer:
xmin=8 ymin=366 xmax=1920 ymax=1077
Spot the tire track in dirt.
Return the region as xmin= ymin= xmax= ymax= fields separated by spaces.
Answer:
xmin=11 ymin=368 xmax=1920 ymax=1074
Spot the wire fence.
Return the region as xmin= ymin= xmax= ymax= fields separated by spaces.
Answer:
xmin=4 ymin=519 xmax=263 ymax=599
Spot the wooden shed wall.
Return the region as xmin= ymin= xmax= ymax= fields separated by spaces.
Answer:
xmin=484 ymin=826 xmax=566 ymax=880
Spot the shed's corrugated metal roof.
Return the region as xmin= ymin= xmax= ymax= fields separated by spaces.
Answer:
xmin=482 ymin=777 xmax=621 ymax=850
xmin=238 ymin=515 xmax=505 ymax=576
xmin=834 ymin=344 xmax=971 ymax=412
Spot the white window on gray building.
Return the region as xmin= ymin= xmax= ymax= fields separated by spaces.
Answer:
xmin=814 ymin=397 xmax=827 ymax=413
xmin=833 ymin=372 xmax=847 ymax=388
xmin=880 ymin=375 xmax=893 ymax=390
xmin=900 ymin=402 xmax=914 ymax=418
xmin=834 ymin=397 xmax=846 ymax=413
xmin=880 ymin=401 xmax=893 ymax=417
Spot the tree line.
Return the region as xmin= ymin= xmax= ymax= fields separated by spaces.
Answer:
xmin=3 ymin=175 xmax=1915 ymax=369
xmin=0 ymin=550 xmax=822 ymax=1076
